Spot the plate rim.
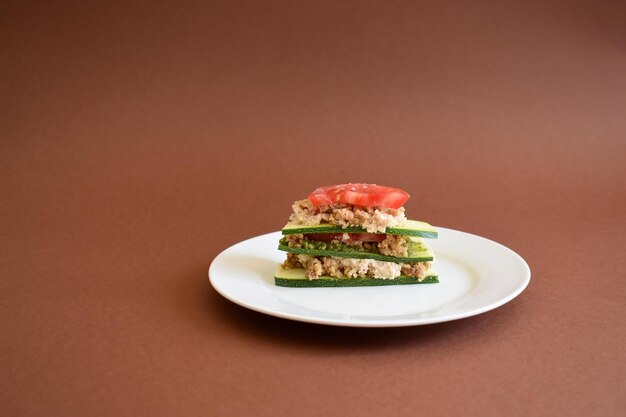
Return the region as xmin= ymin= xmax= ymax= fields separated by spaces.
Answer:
xmin=208 ymin=227 xmax=531 ymax=327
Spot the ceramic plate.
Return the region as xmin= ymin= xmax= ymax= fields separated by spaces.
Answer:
xmin=209 ymin=228 xmax=530 ymax=327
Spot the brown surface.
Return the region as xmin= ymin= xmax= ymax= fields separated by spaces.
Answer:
xmin=2 ymin=1 xmax=625 ymax=416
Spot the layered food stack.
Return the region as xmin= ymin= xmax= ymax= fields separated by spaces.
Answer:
xmin=275 ymin=184 xmax=438 ymax=287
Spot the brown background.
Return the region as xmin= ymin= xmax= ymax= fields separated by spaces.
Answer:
xmin=2 ymin=1 xmax=625 ymax=416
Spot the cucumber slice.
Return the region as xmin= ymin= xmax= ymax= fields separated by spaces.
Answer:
xmin=281 ymin=219 xmax=438 ymax=239
xmin=278 ymin=237 xmax=434 ymax=262
xmin=274 ymin=266 xmax=439 ymax=287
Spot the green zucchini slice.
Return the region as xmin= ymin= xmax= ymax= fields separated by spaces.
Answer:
xmin=281 ymin=219 xmax=438 ymax=239
xmin=274 ymin=266 xmax=439 ymax=288
xmin=278 ymin=237 xmax=434 ymax=262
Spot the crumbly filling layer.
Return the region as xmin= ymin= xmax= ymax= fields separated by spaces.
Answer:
xmin=289 ymin=199 xmax=406 ymax=233
xmin=282 ymin=253 xmax=432 ymax=281
xmin=284 ymin=233 xmax=409 ymax=258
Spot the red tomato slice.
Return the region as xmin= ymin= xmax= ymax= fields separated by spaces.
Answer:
xmin=304 ymin=233 xmax=341 ymax=243
xmin=348 ymin=233 xmax=387 ymax=242
xmin=307 ymin=183 xmax=410 ymax=209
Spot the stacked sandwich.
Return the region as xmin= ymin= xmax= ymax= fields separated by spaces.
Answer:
xmin=275 ymin=183 xmax=438 ymax=287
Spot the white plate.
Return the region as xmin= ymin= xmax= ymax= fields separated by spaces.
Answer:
xmin=209 ymin=228 xmax=530 ymax=327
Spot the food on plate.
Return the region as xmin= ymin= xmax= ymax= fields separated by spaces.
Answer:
xmin=275 ymin=183 xmax=438 ymax=287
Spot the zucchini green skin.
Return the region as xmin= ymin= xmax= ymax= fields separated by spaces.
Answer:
xmin=275 ymin=275 xmax=439 ymax=288
xmin=281 ymin=219 xmax=438 ymax=239
xmin=275 ymin=267 xmax=438 ymax=287
xmin=277 ymin=241 xmax=434 ymax=263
